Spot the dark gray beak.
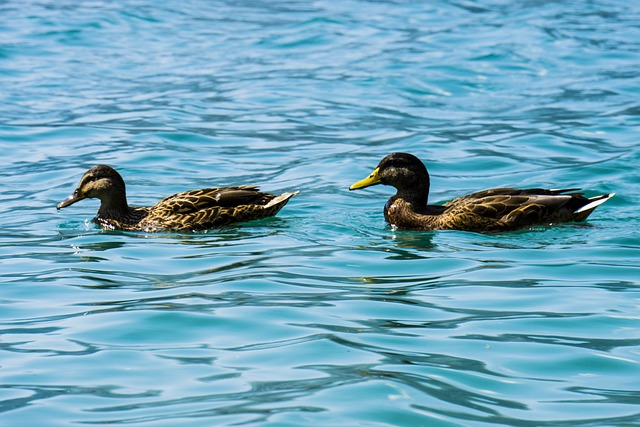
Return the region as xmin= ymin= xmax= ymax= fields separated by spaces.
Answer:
xmin=57 ymin=190 xmax=84 ymax=210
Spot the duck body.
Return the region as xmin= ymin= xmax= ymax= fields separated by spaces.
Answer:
xmin=350 ymin=153 xmax=614 ymax=232
xmin=57 ymin=165 xmax=297 ymax=232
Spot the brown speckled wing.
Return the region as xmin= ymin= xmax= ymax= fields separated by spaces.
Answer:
xmin=133 ymin=187 xmax=294 ymax=232
xmin=153 ymin=186 xmax=267 ymax=214
xmin=443 ymin=193 xmax=575 ymax=230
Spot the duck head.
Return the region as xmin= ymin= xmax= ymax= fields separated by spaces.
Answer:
xmin=349 ymin=152 xmax=430 ymax=193
xmin=57 ymin=165 xmax=127 ymax=210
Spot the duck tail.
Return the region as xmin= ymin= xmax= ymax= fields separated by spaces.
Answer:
xmin=573 ymin=193 xmax=615 ymax=221
xmin=265 ymin=191 xmax=299 ymax=209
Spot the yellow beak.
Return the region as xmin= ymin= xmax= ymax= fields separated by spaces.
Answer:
xmin=349 ymin=167 xmax=382 ymax=190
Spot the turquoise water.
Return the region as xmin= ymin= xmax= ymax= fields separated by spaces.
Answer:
xmin=1 ymin=0 xmax=639 ymax=425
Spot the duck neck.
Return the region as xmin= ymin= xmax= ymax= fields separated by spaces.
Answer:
xmin=395 ymin=182 xmax=429 ymax=212
xmin=97 ymin=192 xmax=131 ymax=219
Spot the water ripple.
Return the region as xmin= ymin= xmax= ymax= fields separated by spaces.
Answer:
xmin=1 ymin=0 xmax=639 ymax=426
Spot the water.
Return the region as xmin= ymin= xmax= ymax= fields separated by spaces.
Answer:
xmin=1 ymin=0 xmax=639 ymax=425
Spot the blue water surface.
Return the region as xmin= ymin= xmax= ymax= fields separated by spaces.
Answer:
xmin=1 ymin=0 xmax=639 ymax=426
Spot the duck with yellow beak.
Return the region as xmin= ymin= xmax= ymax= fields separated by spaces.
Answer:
xmin=349 ymin=152 xmax=614 ymax=232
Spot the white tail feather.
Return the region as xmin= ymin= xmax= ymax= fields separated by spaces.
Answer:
xmin=265 ymin=191 xmax=299 ymax=208
xmin=575 ymin=193 xmax=615 ymax=214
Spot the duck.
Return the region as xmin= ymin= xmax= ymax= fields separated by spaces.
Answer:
xmin=57 ymin=165 xmax=298 ymax=232
xmin=349 ymin=152 xmax=614 ymax=232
